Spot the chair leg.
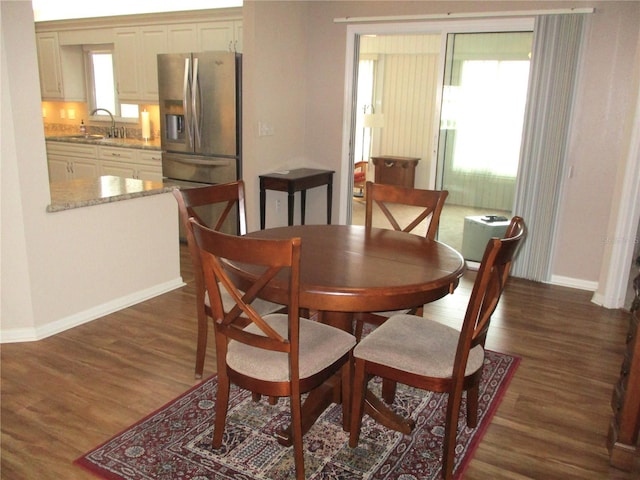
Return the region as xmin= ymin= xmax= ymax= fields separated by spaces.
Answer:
xmin=212 ymin=370 xmax=230 ymax=448
xmin=289 ymin=392 xmax=306 ymax=480
xmin=354 ymin=315 xmax=365 ymax=342
xmin=466 ymin=380 xmax=480 ymax=428
xmin=381 ymin=379 xmax=397 ymax=404
xmin=349 ymin=358 xmax=367 ymax=448
xmin=442 ymin=388 xmax=464 ymax=480
xmin=341 ymin=358 xmax=352 ymax=431
xmin=195 ymin=310 xmax=208 ymax=379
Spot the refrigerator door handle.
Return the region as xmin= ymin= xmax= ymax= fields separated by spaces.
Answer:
xmin=192 ymin=57 xmax=202 ymax=150
xmin=183 ymin=57 xmax=193 ymax=147
xmin=171 ymin=155 xmax=234 ymax=167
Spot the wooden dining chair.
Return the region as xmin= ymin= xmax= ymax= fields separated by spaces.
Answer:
xmin=354 ymin=181 xmax=449 ymax=340
xmin=349 ymin=216 xmax=526 ymax=480
xmin=172 ymin=181 xmax=284 ymax=379
xmin=190 ymin=219 xmax=356 ymax=480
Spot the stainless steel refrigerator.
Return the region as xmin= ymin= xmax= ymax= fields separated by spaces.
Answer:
xmin=158 ymin=51 xmax=242 ymax=236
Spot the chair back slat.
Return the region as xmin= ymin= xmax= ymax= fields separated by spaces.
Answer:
xmin=457 ymin=217 xmax=526 ymax=368
xmin=173 ymin=181 xmax=247 ymax=235
xmin=364 ymin=181 xmax=448 ymax=240
xmin=190 ymin=218 xmax=302 ymax=355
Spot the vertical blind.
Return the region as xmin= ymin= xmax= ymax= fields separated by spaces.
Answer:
xmin=511 ymin=14 xmax=586 ymax=280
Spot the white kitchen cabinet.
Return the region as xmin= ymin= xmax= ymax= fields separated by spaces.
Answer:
xmin=36 ymin=33 xmax=85 ymax=101
xmin=167 ymin=24 xmax=198 ymax=53
xmin=113 ymin=28 xmax=140 ymax=102
xmin=139 ymin=26 xmax=168 ymax=101
xmin=233 ymin=21 xmax=243 ymax=53
xmin=37 ymin=33 xmax=63 ymax=99
xmin=46 ymin=142 xmax=99 ymax=182
xmin=136 ymin=151 xmax=164 ymax=181
xmin=198 ymin=20 xmax=242 ymax=52
xmin=114 ymin=26 xmax=168 ymax=102
xmin=100 ymin=146 xmax=163 ymax=181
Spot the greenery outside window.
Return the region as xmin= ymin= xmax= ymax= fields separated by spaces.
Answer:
xmin=84 ymin=45 xmax=139 ymax=121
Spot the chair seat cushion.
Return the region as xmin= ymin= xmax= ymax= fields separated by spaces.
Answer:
xmin=227 ymin=315 xmax=356 ymax=382
xmin=354 ymin=313 xmax=484 ymax=378
xmin=205 ymin=287 xmax=283 ymax=316
xmin=354 ymin=172 xmax=366 ymax=183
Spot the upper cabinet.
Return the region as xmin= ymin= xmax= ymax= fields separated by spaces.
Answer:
xmin=167 ymin=24 xmax=198 ymax=54
xmin=36 ymin=32 xmax=86 ymax=101
xmin=113 ymin=28 xmax=140 ymax=102
xmin=36 ymin=10 xmax=242 ymax=103
xmin=166 ymin=20 xmax=243 ymax=53
xmin=198 ymin=20 xmax=243 ymax=52
xmin=114 ymin=26 xmax=167 ymax=102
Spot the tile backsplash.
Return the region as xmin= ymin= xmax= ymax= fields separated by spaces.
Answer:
xmin=42 ymin=101 xmax=160 ymax=140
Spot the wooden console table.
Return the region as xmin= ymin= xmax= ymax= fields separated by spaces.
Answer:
xmin=371 ymin=156 xmax=420 ymax=188
xmin=259 ymin=168 xmax=334 ymax=229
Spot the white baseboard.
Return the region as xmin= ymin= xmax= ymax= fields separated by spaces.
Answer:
xmin=549 ymin=274 xmax=598 ymax=292
xmin=0 ymin=277 xmax=185 ymax=343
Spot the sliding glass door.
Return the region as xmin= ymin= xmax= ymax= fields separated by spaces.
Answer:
xmin=435 ymin=32 xmax=533 ymax=247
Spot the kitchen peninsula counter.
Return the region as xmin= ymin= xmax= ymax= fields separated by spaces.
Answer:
xmin=47 ymin=175 xmax=174 ymax=212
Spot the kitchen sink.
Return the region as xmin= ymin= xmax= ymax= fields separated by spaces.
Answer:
xmin=63 ymin=134 xmax=105 ymax=140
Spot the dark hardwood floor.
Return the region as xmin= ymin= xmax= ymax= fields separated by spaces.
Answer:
xmin=1 ymin=245 xmax=636 ymax=479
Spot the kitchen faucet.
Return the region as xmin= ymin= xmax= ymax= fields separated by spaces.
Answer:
xmin=90 ymin=108 xmax=116 ymax=137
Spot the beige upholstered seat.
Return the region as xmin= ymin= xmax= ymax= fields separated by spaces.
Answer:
xmin=191 ymin=219 xmax=355 ymax=480
xmin=354 ymin=314 xmax=485 ymax=378
xmin=350 ymin=216 xmax=526 ymax=480
xmin=228 ymin=315 xmax=355 ymax=382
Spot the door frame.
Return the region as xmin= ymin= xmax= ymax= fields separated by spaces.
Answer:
xmin=338 ymin=17 xmax=534 ymax=225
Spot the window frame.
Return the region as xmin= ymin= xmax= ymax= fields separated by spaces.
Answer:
xmin=83 ymin=44 xmax=139 ymax=123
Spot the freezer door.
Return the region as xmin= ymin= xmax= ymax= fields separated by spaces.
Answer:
xmin=158 ymin=53 xmax=194 ymax=154
xmin=192 ymin=51 xmax=239 ymax=157
xmin=162 ymin=152 xmax=238 ymax=185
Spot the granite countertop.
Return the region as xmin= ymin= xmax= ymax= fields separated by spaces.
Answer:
xmin=45 ymin=135 xmax=162 ymax=151
xmin=47 ymin=175 xmax=174 ymax=212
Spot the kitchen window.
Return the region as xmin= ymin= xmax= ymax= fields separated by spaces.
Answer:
xmin=84 ymin=45 xmax=139 ymax=121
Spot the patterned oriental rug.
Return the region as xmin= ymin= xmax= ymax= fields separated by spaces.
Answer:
xmin=76 ymin=350 xmax=519 ymax=479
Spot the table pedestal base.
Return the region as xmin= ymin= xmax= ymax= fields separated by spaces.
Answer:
xmin=274 ymin=310 xmax=415 ymax=446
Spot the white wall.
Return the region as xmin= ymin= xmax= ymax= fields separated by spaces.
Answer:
xmin=1 ymin=2 xmax=182 ymax=342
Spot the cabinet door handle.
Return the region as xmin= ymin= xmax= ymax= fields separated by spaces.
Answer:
xmin=384 ymin=160 xmax=396 ymax=168
xmin=110 ymin=152 xmax=121 ymax=157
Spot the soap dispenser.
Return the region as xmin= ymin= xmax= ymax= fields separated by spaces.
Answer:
xmin=80 ymin=120 xmax=86 ymax=135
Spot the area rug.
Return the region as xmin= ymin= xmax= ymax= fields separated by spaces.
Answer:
xmin=75 ymin=350 xmax=519 ymax=479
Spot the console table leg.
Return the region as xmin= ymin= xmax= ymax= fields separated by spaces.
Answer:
xmin=260 ymin=187 xmax=266 ymax=230
xmin=287 ymin=192 xmax=295 ymax=226
xmin=300 ymin=190 xmax=307 ymax=225
xmin=327 ymin=182 xmax=333 ymax=224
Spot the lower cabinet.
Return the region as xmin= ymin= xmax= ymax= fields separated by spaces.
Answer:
xmin=46 ymin=141 xmax=162 ymax=183
xmin=46 ymin=142 xmax=99 ymax=182
xmin=100 ymin=146 xmax=163 ymax=181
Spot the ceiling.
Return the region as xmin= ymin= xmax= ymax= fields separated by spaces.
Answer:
xmin=32 ymin=0 xmax=242 ymax=22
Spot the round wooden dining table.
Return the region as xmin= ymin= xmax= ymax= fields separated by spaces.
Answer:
xmin=243 ymin=224 xmax=466 ymax=331
xmin=236 ymin=224 xmax=466 ymax=441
